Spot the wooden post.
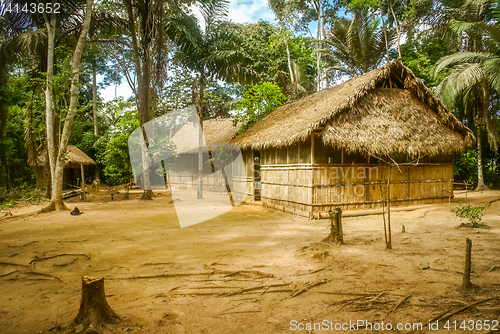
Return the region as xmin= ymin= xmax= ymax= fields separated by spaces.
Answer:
xmin=386 ymin=165 xmax=392 ymax=249
xmin=80 ymin=163 xmax=86 ymax=202
xmin=462 ymin=238 xmax=472 ymax=291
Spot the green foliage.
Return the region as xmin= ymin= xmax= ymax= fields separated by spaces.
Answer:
xmin=454 ymin=149 xmax=478 ymax=187
xmin=232 ymin=82 xmax=287 ymax=134
xmin=451 ymin=202 xmax=485 ymax=226
xmin=95 ymin=109 xmax=139 ymax=186
xmin=401 ymin=36 xmax=453 ymax=88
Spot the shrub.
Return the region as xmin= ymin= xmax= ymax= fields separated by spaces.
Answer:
xmin=451 ymin=202 xmax=485 ymax=226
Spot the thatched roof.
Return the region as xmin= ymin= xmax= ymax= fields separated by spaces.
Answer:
xmin=231 ymin=60 xmax=474 ymax=158
xmin=171 ymin=118 xmax=241 ymax=154
xmin=64 ymin=145 xmax=96 ymax=166
xmin=34 ymin=145 xmax=96 ymax=167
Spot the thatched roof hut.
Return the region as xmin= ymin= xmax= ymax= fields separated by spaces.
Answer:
xmin=34 ymin=145 xmax=96 ymax=168
xmin=171 ymin=118 xmax=241 ymax=155
xmin=231 ymin=60 xmax=474 ymax=158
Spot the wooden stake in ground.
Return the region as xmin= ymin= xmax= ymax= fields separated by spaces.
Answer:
xmin=462 ymin=238 xmax=472 ymax=291
xmin=73 ymin=276 xmax=120 ymax=332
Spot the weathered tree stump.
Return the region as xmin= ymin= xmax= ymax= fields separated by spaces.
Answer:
xmin=323 ymin=208 xmax=343 ymax=244
xmin=73 ymin=276 xmax=120 ymax=333
xmin=461 ymin=238 xmax=473 ymax=291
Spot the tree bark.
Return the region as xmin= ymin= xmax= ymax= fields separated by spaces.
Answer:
xmin=74 ymin=276 xmax=120 ymax=332
xmin=380 ymin=9 xmax=391 ymax=64
xmin=316 ymin=1 xmax=322 ymax=91
xmin=124 ymin=0 xmax=153 ymax=201
xmin=476 ymin=128 xmax=488 ymax=190
xmin=389 ymin=3 xmax=402 ymax=59
xmin=44 ymin=0 xmax=94 ymax=211
xmin=93 ymin=66 xmax=98 ymax=136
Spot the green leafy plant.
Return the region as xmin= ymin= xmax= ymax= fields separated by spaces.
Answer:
xmin=232 ymin=82 xmax=287 ymax=134
xmin=451 ymin=202 xmax=485 ymax=227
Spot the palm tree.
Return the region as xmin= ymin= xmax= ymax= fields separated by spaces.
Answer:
xmin=323 ymin=9 xmax=395 ymax=78
xmin=432 ymin=0 xmax=500 ymax=190
xmin=166 ymin=0 xmax=256 ymax=199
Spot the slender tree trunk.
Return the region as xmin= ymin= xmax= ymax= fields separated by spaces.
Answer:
xmin=44 ymin=0 xmax=94 ymax=211
xmin=476 ymin=128 xmax=488 ymax=190
xmin=196 ymin=76 xmax=205 ymax=199
xmin=284 ymin=38 xmax=294 ymax=83
xmin=44 ymin=7 xmax=59 ymax=208
xmin=124 ymin=0 xmax=153 ymax=200
xmin=316 ymin=1 xmax=322 ymax=91
xmin=389 ymin=3 xmax=402 ymax=59
xmin=93 ymin=66 xmax=98 ymax=136
xmin=380 ymin=9 xmax=390 ymax=64
xmin=0 ymin=90 xmax=6 ymax=190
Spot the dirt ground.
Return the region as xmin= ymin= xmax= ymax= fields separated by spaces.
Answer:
xmin=0 ymin=189 xmax=499 ymax=334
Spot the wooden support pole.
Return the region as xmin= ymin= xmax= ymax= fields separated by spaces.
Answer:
xmin=462 ymin=238 xmax=472 ymax=291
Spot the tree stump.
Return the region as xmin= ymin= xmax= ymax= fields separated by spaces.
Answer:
xmin=323 ymin=208 xmax=343 ymax=244
xmin=73 ymin=276 xmax=120 ymax=333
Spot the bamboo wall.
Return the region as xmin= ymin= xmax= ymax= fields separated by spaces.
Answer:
xmin=261 ymin=164 xmax=454 ymax=213
xmin=259 ymin=133 xmax=454 ymax=215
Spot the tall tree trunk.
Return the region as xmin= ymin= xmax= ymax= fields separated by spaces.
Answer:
xmin=316 ymin=1 xmax=322 ymax=91
xmin=44 ymin=0 xmax=94 ymax=211
xmin=44 ymin=7 xmax=58 ymax=208
xmin=93 ymin=66 xmax=98 ymax=136
xmin=476 ymin=127 xmax=488 ymax=190
xmin=124 ymin=0 xmax=153 ymax=200
xmin=380 ymin=9 xmax=390 ymax=64
xmin=284 ymin=38 xmax=294 ymax=84
xmin=0 ymin=89 xmax=6 ymax=190
xmin=194 ymin=76 xmax=205 ymax=199
xmin=389 ymin=3 xmax=402 ymax=59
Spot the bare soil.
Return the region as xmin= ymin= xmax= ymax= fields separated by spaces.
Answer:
xmin=0 ymin=189 xmax=499 ymax=334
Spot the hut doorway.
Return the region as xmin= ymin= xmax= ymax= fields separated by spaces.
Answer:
xmin=254 ymin=150 xmax=261 ymax=201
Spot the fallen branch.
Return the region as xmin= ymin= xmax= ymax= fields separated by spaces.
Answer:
xmin=223 ymin=270 xmax=273 ymax=279
xmin=488 ymin=265 xmax=500 ymax=272
xmin=6 ymin=241 xmax=39 ymax=248
xmin=291 ymin=279 xmax=330 ymax=298
xmin=367 ymin=292 xmax=385 ymax=302
xmin=429 ymin=298 xmax=493 ymax=323
xmin=387 ymin=294 xmax=411 ymax=316
xmin=107 ymin=272 xmax=215 ymax=280
xmin=0 ymin=270 xmax=18 ymax=278
xmin=222 ymin=283 xmax=290 ymax=297
xmin=297 ymin=267 xmax=327 ymax=276
xmin=26 ymin=271 xmax=64 ymax=283
xmin=313 ymin=291 xmax=378 ymax=297
xmin=476 ymin=306 xmax=500 ymax=315
xmin=219 ymin=310 xmax=262 ymax=316
xmin=0 ymin=261 xmax=30 ymax=267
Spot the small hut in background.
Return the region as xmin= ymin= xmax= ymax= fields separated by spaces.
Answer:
xmin=169 ymin=119 xmax=242 ymax=190
xmin=63 ymin=145 xmax=96 ymax=193
xmin=231 ymin=60 xmax=474 ymax=217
